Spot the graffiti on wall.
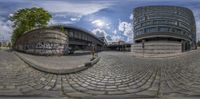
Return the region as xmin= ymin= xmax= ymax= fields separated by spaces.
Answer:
xmin=14 ymin=28 xmax=69 ymax=55
xmin=35 ymin=42 xmax=61 ymax=49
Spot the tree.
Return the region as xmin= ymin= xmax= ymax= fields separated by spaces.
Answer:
xmin=197 ymin=41 xmax=200 ymax=47
xmin=0 ymin=42 xmax=1 ymax=49
xmin=10 ymin=7 xmax=52 ymax=44
xmin=8 ymin=42 xmax=11 ymax=48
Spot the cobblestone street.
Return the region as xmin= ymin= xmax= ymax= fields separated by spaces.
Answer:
xmin=1 ymin=50 xmax=200 ymax=98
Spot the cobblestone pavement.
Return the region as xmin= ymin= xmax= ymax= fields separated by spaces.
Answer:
xmin=1 ymin=49 xmax=200 ymax=99
xmin=15 ymin=51 xmax=93 ymax=74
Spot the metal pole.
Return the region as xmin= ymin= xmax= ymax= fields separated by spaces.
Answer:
xmin=142 ymin=40 xmax=145 ymax=57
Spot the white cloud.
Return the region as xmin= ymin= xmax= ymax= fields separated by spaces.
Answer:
xmin=192 ymin=8 xmax=200 ymax=41
xmin=48 ymin=19 xmax=73 ymax=25
xmin=9 ymin=13 xmax=13 ymax=17
xmin=92 ymin=19 xmax=105 ymax=28
xmin=92 ymin=28 xmax=119 ymax=43
xmin=53 ymin=13 xmax=82 ymax=24
xmin=111 ymin=35 xmax=123 ymax=42
xmin=38 ymin=1 xmax=113 ymax=25
xmin=92 ymin=28 xmax=107 ymax=37
xmin=106 ymin=24 xmax=111 ymax=29
xmin=91 ymin=21 xmax=134 ymax=43
xmin=118 ymin=20 xmax=133 ymax=37
xmin=118 ymin=20 xmax=133 ymax=43
xmin=39 ymin=1 xmax=112 ymax=15
xmin=0 ymin=18 xmax=12 ymax=42
xmin=91 ymin=19 xmax=110 ymax=29
xmin=70 ymin=17 xmax=80 ymax=22
xmin=127 ymin=36 xmax=133 ymax=43
xmin=196 ymin=20 xmax=200 ymax=41
xmin=54 ymin=14 xmax=68 ymax=18
xmin=129 ymin=14 xmax=133 ymax=20
xmin=91 ymin=28 xmax=128 ymax=43
xmin=113 ymin=30 xmax=117 ymax=35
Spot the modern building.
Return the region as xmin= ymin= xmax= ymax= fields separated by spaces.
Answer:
xmin=14 ymin=25 xmax=105 ymax=55
xmin=107 ymin=40 xmax=131 ymax=51
xmin=98 ymin=36 xmax=108 ymax=45
xmin=132 ymin=5 xmax=196 ymax=56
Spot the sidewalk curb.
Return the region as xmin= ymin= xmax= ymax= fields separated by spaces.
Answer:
xmin=14 ymin=52 xmax=100 ymax=74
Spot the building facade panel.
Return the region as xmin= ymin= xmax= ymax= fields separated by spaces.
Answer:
xmin=132 ymin=5 xmax=196 ymax=56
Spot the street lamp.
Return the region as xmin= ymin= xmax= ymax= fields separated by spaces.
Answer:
xmin=88 ymin=43 xmax=95 ymax=60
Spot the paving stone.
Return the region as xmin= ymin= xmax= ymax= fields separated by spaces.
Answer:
xmin=135 ymin=90 xmax=157 ymax=96
xmin=0 ymin=89 xmax=23 ymax=96
xmin=18 ymin=85 xmax=35 ymax=93
xmin=5 ymin=85 xmax=16 ymax=89
xmin=44 ymin=86 xmax=52 ymax=90
xmin=107 ymin=90 xmax=126 ymax=95
xmin=40 ymin=77 xmax=46 ymax=81
xmin=63 ymin=87 xmax=77 ymax=93
xmin=86 ymin=90 xmax=106 ymax=95
xmin=1 ymin=50 xmax=200 ymax=98
xmin=106 ymin=86 xmax=117 ymax=89
xmin=0 ymin=86 xmax=4 ymax=89
xmin=66 ymin=92 xmax=90 ymax=97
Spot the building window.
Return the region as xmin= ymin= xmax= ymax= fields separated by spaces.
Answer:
xmin=177 ymin=29 xmax=181 ymax=34
xmin=168 ymin=21 xmax=177 ymax=25
xmin=172 ymin=28 xmax=176 ymax=33
xmin=77 ymin=32 xmax=81 ymax=39
xmin=69 ymin=31 xmax=74 ymax=37
xmin=136 ymin=30 xmax=144 ymax=35
xmin=135 ymin=24 xmax=141 ymax=29
xmin=159 ymin=27 xmax=169 ymax=32
xmin=145 ymin=27 xmax=157 ymax=33
xmin=181 ymin=31 xmax=186 ymax=35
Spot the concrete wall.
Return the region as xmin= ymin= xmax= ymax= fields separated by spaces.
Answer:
xmin=131 ymin=41 xmax=182 ymax=56
xmin=14 ymin=28 xmax=68 ymax=55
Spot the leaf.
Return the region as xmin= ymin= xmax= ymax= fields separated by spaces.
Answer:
xmin=10 ymin=7 xmax=52 ymax=44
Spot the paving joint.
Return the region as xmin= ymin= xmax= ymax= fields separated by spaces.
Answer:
xmin=14 ymin=52 xmax=100 ymax=74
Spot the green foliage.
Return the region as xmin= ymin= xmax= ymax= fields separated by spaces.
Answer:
xmin=197 ymin=41 xmax=200 ymax=47
xmin=10 ymin=7 xmax=52 ymax=44
xmin=61 ymin=26 xmax=65 ymax=33
xmin=8 ymin=42 xmax=11 ymax=48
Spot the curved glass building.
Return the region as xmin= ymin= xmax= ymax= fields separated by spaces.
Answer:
xmin=132 ymin=5 xmax=196 ymax=56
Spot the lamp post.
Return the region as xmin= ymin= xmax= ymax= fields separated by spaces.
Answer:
xmin=0 ymin=33 xmax=1 ymax=49
xmin=92 ymin=44 xmax=95 ymax=60
xmin=88 ymin=43 xmax=94 ymax=60
xmin=142 ymin=40 xmax=145 ymax=57
xmin=0 ymin=42 xmax=1 ymax=50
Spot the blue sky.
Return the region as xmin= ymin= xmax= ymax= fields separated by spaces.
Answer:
xmin=0 ymin=0 xmax=200 ymax=43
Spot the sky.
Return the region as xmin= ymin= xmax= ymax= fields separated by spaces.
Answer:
xmin=0 ymin=0 xmax=200 ymax=43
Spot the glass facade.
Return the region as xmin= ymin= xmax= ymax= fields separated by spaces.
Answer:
xmin=133 ymin=5 xmax=196 ymax=49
